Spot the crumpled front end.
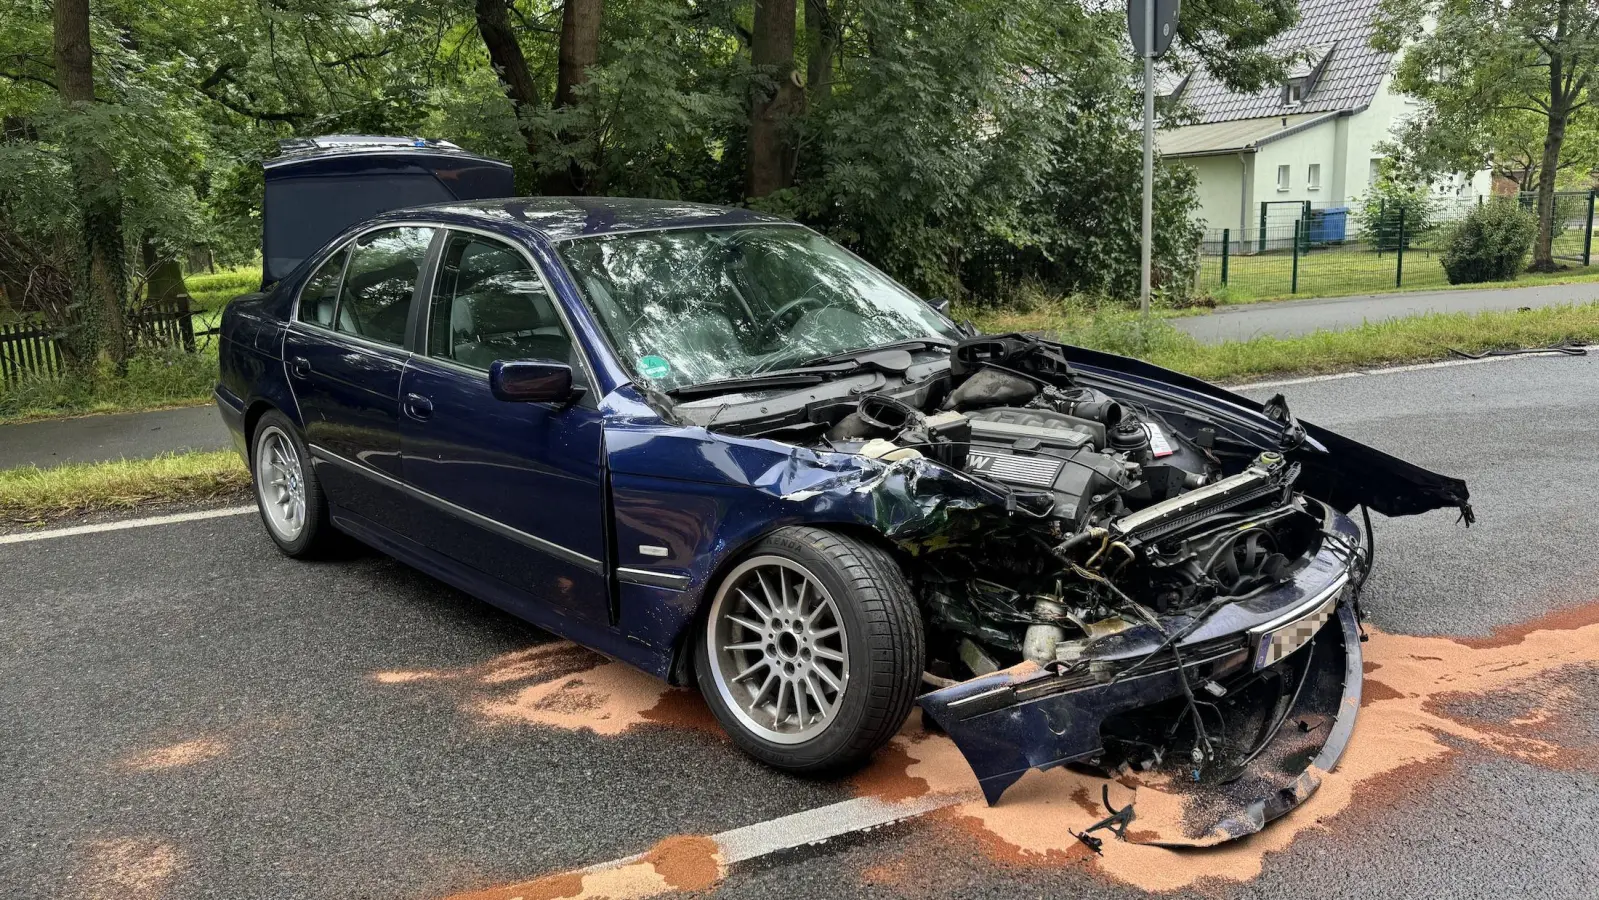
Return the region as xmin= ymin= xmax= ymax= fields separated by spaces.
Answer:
xmin=679 ymin=332 xmax=1464 ymax=846
xmin=917 ymin=505 xmax=1365 ymax=846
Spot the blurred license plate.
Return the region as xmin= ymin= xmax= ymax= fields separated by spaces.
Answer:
xmin=1251 ymin=585 xmax=1344 ymax=669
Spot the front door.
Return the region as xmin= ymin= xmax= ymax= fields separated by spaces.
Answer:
xmin=397 ymin=230 xmax=609 ymax=623
xmin=283 ymin=226 xmax=436 ymax=523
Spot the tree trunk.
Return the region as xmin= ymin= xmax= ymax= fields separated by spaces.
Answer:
xmin=54 ymin=0 xmax=128 ymax=374
xmin=804 ymin=0 xmax=836 ymax=100
xmin=746 ymin=0 xmax=801 ymax=199
xmin=543 ymin=0 xmax=604 ymax=195
xmin=1531 ymin=109 xmax=1569 ymax=272
xmin=475 ymin=0 xmax=541 ymax=159
xmin=555 ymin=0 xmax=603 ymax=110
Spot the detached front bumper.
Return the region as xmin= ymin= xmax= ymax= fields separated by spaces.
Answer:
xmin=917 ymin=512 xmax=1365 ymax=846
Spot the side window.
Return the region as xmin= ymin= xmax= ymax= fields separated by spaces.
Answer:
xmin=297 ymin=247 xmax=349 ymax=327
xmin=337 ymin=226 xmax=435 ymax=346
xmin=426 ymin=232 xmax=577 ymax=372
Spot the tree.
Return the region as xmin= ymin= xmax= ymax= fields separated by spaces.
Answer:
xmin=546 ymin=0 xmax=605 ymax=194
xmin=746 ymin=0 xmax=801 ymax=199
xmin=1379 ymin=0 xmax=1599 ymax=270
xmin=475 ymin=0 xmax=544 ymax=162
xmin=53 ymin=0 xmax=129 ymax=371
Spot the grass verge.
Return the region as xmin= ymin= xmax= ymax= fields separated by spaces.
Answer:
xmin=968 ymin=300 xmax=1599 ymax=383
xmin=0 ymin=451 xmax=249 ymax=524
xmin=0 ymin=347 xmax=217 ymax=424
xmin=1201 ymin=254 xmax=1599 ymax=305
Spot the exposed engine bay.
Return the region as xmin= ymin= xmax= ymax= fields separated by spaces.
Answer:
xmin=669 ymin=332 xmax=1471 ymax=845
xmin=684 ymin=334 xmax=1334 ymax=676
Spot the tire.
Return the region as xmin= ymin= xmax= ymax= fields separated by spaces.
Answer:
xmin=250 ymin=409 xmax=337 ymax=558
xmin=695 ymin=526 xmax=924 ymax=773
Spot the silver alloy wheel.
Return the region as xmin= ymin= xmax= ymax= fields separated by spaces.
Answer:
xmin=706 ymin=556 xmax=850 ymax=745
xmin=255 ymin=425 xmax=307 ymax=542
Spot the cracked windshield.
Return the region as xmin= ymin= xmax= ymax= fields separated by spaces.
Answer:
xmin=557 ymin=225 xmax=959 ymax=391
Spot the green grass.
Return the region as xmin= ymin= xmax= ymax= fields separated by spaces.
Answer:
xmin=0 ymin=346 xmax=217 ymax=424
xmin=186 ymin=266 xmax=261 ymax=312
xmin=1201 ymin=238 xmax=1599 ymax=305
xmin=968 ymin=300 xmax=1599 ymax=383
xmin=0 ymin=450 xmax=249 ymax=523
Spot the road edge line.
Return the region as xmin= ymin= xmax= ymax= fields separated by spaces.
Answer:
xmin=1230 ymin=347 xmax=1586 ymax=391
xmin=0 ymin=505 xmax=256 ymax=545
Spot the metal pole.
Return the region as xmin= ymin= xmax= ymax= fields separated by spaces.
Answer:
xmin=1291 ymin=219 xmax=1300 ymax=294
xmin=1395 ymin=206 xmax=1405 ymax=288
xmin=1584 ymin=189 xmax=1595 ymax=266
xmin=1221 ymin=228 xmax=1230 ymax=285
xmin=1138 ymin=0 xmax=1155 ymax=317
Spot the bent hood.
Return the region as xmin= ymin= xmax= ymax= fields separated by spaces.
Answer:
xmin=1046 ymin=340 xmax=1473 ymax=522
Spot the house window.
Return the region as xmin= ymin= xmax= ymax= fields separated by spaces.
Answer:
xmin=1307 ymin=164 xmax=1321 ymax=190
xmin=1284 ymin=79 xmax=1305 ymax=106
xmin=1368 ymin=159 xmax=1382 ymax=186
xmin=1277 ymin=165 xmax=1291 ymax=192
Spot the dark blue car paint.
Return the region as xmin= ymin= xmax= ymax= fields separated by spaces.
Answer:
xmin=218 ymin=199 xmax=1472 ymax=839
xmin=216 ymin=198 xmax=1420 ymax=686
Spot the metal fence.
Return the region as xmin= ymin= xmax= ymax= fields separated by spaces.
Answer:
xmin=0 ymin=294 xmax=198 ymax=385
xmin=1201 ymin=192 xmax=1597 ymax=299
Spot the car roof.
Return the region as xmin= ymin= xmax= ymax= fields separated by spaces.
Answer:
xmin=381 ymin=196 xmax=794 ymax=241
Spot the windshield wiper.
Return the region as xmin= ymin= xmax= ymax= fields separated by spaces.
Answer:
xmin=794 ymin=337 xmax=956 ymax=368
xmin=670 ymin=339 xmax=955 ymax=399
xmin=665 ymin=366 xmax=844 ymax=399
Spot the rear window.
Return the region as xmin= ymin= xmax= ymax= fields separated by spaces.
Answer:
xmin=297 ymin=248 xmax=349 ymax=328
xmin=334 ymin=227 xmax=436 ymax=346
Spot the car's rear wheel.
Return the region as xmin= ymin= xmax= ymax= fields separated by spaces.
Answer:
xmin=695 ymin=526 xmax=923 ymax=773
xmin=251 ymin=410 xmax=336 ymax=558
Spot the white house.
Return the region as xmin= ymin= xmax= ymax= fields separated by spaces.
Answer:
xmin=1158 ymin=0 xmax=1492 ymax=238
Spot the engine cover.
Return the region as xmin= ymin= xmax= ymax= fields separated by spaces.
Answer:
xmin=964 ymin=408 xmax=1129 ymax=527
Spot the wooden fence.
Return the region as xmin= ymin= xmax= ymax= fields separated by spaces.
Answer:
xmin=0 ymin=294 xmax=197 ymax=386
xmin=0 ymin=318 xmax=65 ymax=385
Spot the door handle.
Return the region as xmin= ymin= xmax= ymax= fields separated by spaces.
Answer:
xmin=289 ymin=357 xmax=311 ymax=380
xmin=404 ymin=392 xmax=434 ymax=421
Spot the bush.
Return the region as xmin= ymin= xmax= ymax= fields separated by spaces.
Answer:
xmin=1440 ymin=202 xmax=1537 ymax=284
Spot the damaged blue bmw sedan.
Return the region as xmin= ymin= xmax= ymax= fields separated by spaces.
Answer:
xmin=217 ymin=139 xmax=1472 ymax=847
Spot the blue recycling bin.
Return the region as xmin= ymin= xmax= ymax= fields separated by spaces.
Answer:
xmin=1304 ymin=207 xmax=1349 ymax=244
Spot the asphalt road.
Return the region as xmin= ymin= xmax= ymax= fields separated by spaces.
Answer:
xmin=4 ymin=353 xmax=1599 ymax=899
xmin=0 ymin=404 xmax=229 ymax=470
xmin=1173 ymin=279 xmax=1599 ymax=342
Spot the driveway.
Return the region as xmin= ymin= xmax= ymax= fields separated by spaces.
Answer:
xmin=3 ymin=352 xmax=1598 ymax=899
xmin=0 ymin=405 xmax=229 ymax=470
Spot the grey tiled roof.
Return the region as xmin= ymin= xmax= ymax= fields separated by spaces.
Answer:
xmin=1179 ymin=0 xmax=1394 ymax=124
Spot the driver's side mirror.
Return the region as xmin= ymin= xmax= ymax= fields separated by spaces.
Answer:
xmin=927 ymin=296 xmax=952 ymax=317
xmin=490 ymin=360 xmax=584 ymax=405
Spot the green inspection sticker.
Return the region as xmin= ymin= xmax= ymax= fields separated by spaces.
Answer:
xmin=637 ymin=355 xmax=672 ymax=379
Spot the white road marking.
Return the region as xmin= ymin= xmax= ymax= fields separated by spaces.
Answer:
xmin=574 ymin=791 xmax=973 ymax=875
xmin=712 ymin=792 xmax=970 ymax=864
xmin=0 ymin=506 xmax=256 ymax=546
xmin=1229 ymin=346 xmax=1588 ymax=391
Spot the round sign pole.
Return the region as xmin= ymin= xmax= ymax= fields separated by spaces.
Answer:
xmin=1139 ymin=0 xmax=1155 ymax=319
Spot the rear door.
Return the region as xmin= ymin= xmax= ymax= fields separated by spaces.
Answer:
xmin=397 ymin=229 xmax=610 ymax=623
xmin=283 ymin=225 xmax=436 ymax=523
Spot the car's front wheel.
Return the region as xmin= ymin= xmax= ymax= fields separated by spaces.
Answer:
xmin=250 ymin=410 xmax=336 ymax=558
xmin=695 ymin=527 xmax=924 ymax=773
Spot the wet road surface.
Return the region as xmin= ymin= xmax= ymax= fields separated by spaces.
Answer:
xmin=3 ymin=352 xmax=1598 ymax=899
